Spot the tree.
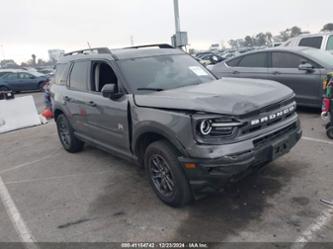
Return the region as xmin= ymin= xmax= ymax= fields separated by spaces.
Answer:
xmin=31 ymin=54 xmax=36 ymax=66
xmin=254 ymin=33 xmax=267 ymax=46
xmin=265 ymin=32 xmax=273 ymax=46
xmin=278 ymin=26 xmax=304 ymax=42
xmin=244 ymin=36 xmax=254 ymax=47
xmin=322 ymin=23 xmax=333 ymax=31
xmin=290 ymin=26 xmax=302 ymax=37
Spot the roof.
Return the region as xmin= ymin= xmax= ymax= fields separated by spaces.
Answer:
xmin=58 ymin=44 xmax=184 ymax=63
xmin=226 ymin=46 xmax=317 ymax=60
xmin=112 ymin=48 xmax=184 ymax=60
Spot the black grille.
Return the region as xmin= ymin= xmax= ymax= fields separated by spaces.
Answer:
xmin=253 ymin=122 xmax=297 ymax=149
xmin=241 ymin=104 xmax=296 ymax=135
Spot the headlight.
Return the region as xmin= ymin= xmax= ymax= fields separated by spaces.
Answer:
xmin=199 ymin=120 xmax=213 ymax=135
xmin=193 ymin=114 xmax=243 ymax=142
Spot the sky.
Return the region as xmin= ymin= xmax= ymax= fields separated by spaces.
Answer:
xmin=0 ymin=0 xmax=332 ymax=63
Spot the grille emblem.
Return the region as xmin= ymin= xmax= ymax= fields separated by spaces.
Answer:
xmin=250 ymin=104 xmax=295 ymax=126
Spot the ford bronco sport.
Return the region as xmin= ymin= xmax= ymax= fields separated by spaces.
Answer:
xmin=51 ymin=44 xmax=302 ymax=207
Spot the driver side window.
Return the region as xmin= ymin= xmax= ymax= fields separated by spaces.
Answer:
xmin=19 ymin=73 xmax=33 ymax=79
xmin=272 ymin=52 xmax=313 ymax=68
xmin=90 ymin=62 xmax=118 ymax=92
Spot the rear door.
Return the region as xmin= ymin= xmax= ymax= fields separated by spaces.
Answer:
xmin=64 ymin=60 xmax=90 ymax=133
xmin=229 ymin=52 xmax=270 ymax=79
xmin=268 ymin=51 xmax=322 ymax=107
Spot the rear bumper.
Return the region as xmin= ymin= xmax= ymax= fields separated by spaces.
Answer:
xmin=179 ymin=117 xmax=302 ymax=198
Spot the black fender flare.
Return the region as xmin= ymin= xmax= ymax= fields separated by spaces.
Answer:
xmin=132 ymin=121 xmax=188 ymax=157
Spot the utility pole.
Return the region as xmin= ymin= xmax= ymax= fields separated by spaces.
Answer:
xmin=173 ymin=0 xmax=181 ymax=34
xmin=172 ymin=0 xmax=188 ymax=48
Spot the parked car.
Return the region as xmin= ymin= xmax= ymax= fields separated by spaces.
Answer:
xmin=212 ymin=47 xmax=333 ymax=108
xmin=0 ymin=70 xmax=49 ymax=92
xmin=282 ymin=32 xmax=333 ymax=53
xmin=51 ymin=45 xmax=301 ymax=207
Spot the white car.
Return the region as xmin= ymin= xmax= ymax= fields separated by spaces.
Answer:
xmin=282 ymin=32 xmax=333 ymax=53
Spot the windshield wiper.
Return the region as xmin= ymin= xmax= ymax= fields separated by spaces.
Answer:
xmin=136 ymin=87 xmax=164 ymax=91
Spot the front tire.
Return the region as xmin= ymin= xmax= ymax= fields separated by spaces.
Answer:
xmin=144 ymin=140 xmax=192 ymax=207
xmin=56 ymin=114 xmax=84 ymax=153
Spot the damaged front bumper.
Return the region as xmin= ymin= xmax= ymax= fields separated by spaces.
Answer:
xmin=179 ymin=116 xmax=302 ymax=198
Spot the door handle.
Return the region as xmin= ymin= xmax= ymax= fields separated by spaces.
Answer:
xmin=273 ymin=71 xmax=281 ymax=75
xmin=88 ymin=101 xmax=97 ymax=107
xmin=232 ymin=71 xmax=240 ymax=75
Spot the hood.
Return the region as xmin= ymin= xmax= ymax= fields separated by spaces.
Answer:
xmin=134 ymin=78 xmax=294 ymax=116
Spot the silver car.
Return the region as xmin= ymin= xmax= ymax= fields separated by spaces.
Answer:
xmin=212 ymin=47 xmax=333 ymax=108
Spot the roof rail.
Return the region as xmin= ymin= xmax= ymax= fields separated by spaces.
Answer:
xmin=64 ymin=47 xmax=111 ymax=56
xmin=123 ymin=44 xmax=174 ymax=49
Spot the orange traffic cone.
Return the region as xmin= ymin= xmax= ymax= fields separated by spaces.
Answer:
xmin=41 ymin=108 xmax=53 ymax=119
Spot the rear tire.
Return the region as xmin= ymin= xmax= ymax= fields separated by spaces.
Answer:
xmin=144 ymin=140 xmax=192 ymax=207
xmin=38 ymin=82 xmax=46 ymax=91
xmin=56 ymin=114 xmax=84 ymax=153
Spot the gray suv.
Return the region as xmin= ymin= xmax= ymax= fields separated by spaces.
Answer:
xmin=51 ymin=44 xmax=302 ymax=207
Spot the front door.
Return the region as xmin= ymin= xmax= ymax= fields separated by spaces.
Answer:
xmin=84 ymin=61 xmax=130 ymax=155
xmin=269 ymin=51 xmax=322 ymax=107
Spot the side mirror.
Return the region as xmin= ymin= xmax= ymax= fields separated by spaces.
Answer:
xmin=298 ymin=63 xmax=314 ymax=72
xmin=101 ymin=84 xmax=116 ymax=98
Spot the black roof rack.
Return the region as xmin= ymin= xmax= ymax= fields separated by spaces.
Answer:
xmin=123 ymin=44 xmax=174 ymax=49
xmin=64 ymin=47 xmax=111 ymax=56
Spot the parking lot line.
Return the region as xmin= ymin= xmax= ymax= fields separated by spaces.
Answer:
xmin=4 ymin=170 xmax=114 ymax=185
xmin=0 ymin=151 xmax=60 ymax=175
xmin=292 ymin=207 xmax=333 ymax=249
xmin=0 ymin=176 xmax=37 ymax=247
xmin=302 ymin=136 xmax=333 ymax=146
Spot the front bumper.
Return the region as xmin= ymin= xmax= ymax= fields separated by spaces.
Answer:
xmin=179 ymin=116 xmax=302 ymax=197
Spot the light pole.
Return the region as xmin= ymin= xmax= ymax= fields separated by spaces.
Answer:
xmin=173 ymin=0 xmax=181 ymax=34
xmin=172 ymin=0 xmax=188 ymax=48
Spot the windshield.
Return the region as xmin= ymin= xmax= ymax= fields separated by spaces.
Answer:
xmin=118 ymin=54 xmax=216 ymax=92
xmin=302 ymin=48 xmax=333 ymax=68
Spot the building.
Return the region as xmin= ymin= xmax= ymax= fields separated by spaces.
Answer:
xmin=48 ymin=49 xmax=65 ymax=62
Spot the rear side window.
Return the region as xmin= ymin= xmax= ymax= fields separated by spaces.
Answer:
xmin=238 ymin=53 xmax=267 ymax=68
xmin=4 ymin=73 xmax=18 ymax=80
xmin=69 ymin=61 xmax=89 ymax=91
xmin=55 ymin=63 xmax=70 ymax=85
xmin=326 ymin=35 xmax=333 ymax=51
xmin=272 ymin=52 xmax=308 ymax=68
xmin=226 ymin=57 xmax=241 ymax=67
xmin=299 ymin=37 xmax=323 ymax=49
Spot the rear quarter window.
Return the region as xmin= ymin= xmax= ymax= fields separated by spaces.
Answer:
xmin=226 ymin=57 xmax=242 ymax=67
xmin=55 ymin=63 xmax=70 ymax=85
xmin=299 ymin=36 xmax=323 ymax=49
